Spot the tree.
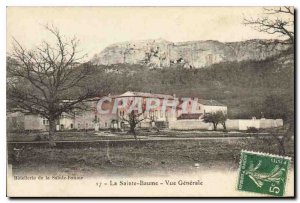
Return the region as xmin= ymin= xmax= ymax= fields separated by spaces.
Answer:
xmin=250 ymin=95 xmax=294 ymax=156
xmin=203 ymin=111 xmax=228 ymax=131
xmin=264 ymin=95 xmax=294 ymax=156
xmin=121 ymin=110 xmax=146 ymax=140
xmin=7 ymin=25 xmax=103 ymax=146
xmin=263 ymin=95 xmax=293 ymax=128
xmin=244 ymin=7 xmax=294 ymax=44
xmin=218 ymin=111 xmax=228 ymax=131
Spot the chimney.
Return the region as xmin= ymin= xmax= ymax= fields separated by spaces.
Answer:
xmin=173 ymin=93 xmax=176 ymax=98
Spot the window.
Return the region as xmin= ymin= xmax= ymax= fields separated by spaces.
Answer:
xmin=70 ymin=124 xmax=73 ymax=129
xmin=119 ymin=110 xmax=124 ymax=117
xmin=42 ymin=118 xmax=49 ymax=125
xmin=160 ymin=110 xmax=164 ymax=118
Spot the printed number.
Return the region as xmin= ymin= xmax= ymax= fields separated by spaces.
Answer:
xmin=269 ymin=184 xmax=280 ymax=194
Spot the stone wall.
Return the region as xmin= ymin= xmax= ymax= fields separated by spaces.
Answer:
xmin=169 ymin=120 xmax=213 ymax=130
xmin=169 ymin=118 xmax=283 ymax=131
xmin=24 ymin=115 xmax=47 ymax=131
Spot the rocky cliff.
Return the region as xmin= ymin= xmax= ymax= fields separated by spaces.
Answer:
xmin=91 ymin=38 xmax=291 ymax=68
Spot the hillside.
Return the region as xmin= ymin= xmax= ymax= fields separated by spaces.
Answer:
xmin=91 ymin=38 xmax=292 ymax=69
xmin=88 ymin=49 xmax=294 ymax=120
xmin=8 ymin=43 xmax=293 ymax=121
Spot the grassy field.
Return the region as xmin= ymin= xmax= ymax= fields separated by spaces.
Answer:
xmin=7 ymin=128 xmax=288 ymax=142
xmin=8 ymin=133 xmax=294 ymax=177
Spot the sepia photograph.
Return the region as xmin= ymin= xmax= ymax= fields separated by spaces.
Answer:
xmin=6 ymin=6 xmax=295 ymax=197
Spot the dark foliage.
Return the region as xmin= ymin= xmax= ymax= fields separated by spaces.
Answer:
xmin=87 ymin=50 xmax=294 ymax=124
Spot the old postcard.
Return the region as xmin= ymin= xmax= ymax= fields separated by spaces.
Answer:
xmin=6 ymin=7 xmax=295 ymax=197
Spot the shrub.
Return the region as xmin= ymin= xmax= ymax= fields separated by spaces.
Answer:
xmin=110 ymin=128 xmax=122 ymax=132
xmin=34 ymin=135 xmax=42 ymax=141
xmin=246 ymin=127 xmax=259 ymax=133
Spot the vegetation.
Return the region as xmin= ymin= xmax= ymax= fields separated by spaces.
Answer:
xmin=244 ymin=7 xmax=294 ymax=44
xmin=121 ymin=110 xmax=145 ymax=139
xmin=7 ymin=24 xmax=294 ymax=143
xmin=202 ymin=111 xmax=227 ymax=131
xmin=8 ymin=136 xmax=294 ymax=176
xmin=7 ymin=26 xmax=109 ymax=146
xmin=246 ymin=127 xmax=259 ymax=133
xmin=86 ymin=48 xmax=294 ymax=126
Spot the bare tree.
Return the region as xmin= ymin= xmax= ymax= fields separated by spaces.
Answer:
xmin=244 ymin=7 xmax=294 ymax=44
xmin=121 ymin=110 xmax=146 ymax=140
xmin=262 ymin=95 xmax=293 ymax=156
xmin=7 ymin=25 xmax=102 ymax=146
xmin=253 ymin=128 xmax=292 ymax=156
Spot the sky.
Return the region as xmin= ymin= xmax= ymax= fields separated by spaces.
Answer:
xmin=6 ymin=7 xmax=291 ymax=59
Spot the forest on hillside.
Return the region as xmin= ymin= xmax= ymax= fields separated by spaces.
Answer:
xmin=86 ymin=49 xmax=294 ymax=122
xmin=7 ymin=48 xmax=294 ymax=125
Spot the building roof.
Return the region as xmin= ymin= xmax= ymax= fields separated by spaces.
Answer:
xmin=177 ymin=113 xmax=202 ymax=120
xmin=116 ymin=91 xmax=174 ymax=99
xmin=198 ymin=99 xmax=225 ymax=106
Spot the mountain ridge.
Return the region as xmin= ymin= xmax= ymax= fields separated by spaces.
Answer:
xmin=91 ymin=38 xmax=292 ymax=68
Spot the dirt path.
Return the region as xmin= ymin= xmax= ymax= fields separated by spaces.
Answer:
xmin=7 ymin=135 xmax=256 ymax=144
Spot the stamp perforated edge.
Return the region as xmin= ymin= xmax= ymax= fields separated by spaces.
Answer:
xmin=237 ymin=150 xmax=292 ymax=197
xmin=240 ymin=150 xmax=292 ymax=160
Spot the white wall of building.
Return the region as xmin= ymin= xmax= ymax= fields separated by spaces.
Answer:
xmin=169 ymin=118 xmax=283 ymax=131
xmin=24 ymin=115 xmax=48 ymax=131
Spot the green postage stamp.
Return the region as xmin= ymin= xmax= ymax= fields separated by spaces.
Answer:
xmin=237 ymin=150 xmax=291 ymax=197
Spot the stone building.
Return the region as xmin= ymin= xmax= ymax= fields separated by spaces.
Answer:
xmin=7 ymin=91 xmax=228 ymax=132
